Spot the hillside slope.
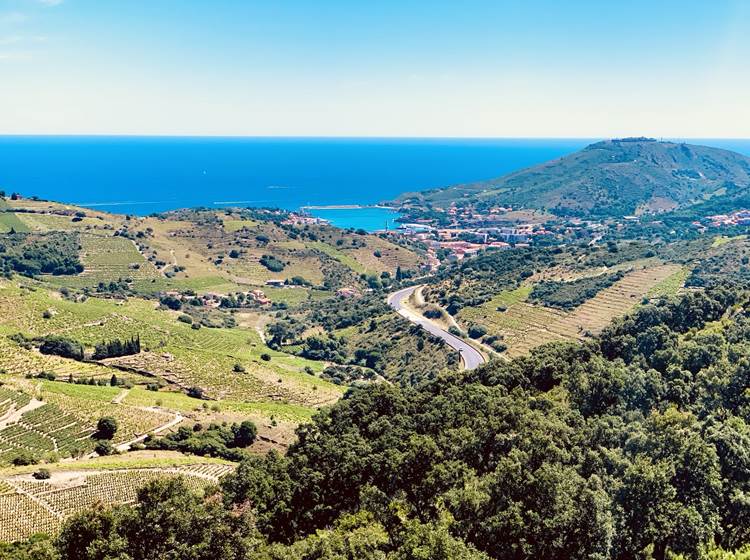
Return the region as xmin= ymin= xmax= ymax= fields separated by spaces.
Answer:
xmin=398 ymin=138 xmax=750 ymax=217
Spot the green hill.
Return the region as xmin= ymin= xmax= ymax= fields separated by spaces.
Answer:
xmin=398 ymin=138 xmax=750 ymax=217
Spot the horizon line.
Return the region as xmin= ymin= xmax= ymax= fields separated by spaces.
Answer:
xmin=0 ymin=133 xmax=749 ymax=141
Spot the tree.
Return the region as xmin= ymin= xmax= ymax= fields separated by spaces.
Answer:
xmin=232 ymin=420 xmax=258 ymax=448
xmin=56 ymin=478 xmax=256 ymax=560
xmin=96 ymin=416 xmax=118 ymax=440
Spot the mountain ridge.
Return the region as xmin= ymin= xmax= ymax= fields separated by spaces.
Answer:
xmin=396 ymin=138 xmax=750 ymax=217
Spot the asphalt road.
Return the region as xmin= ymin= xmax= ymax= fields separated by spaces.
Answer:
xmin=387 ymin=285 xmax=486 ymax=370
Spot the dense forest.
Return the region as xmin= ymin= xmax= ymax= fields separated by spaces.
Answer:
xmin=10 ymin=284 xmax=750 ymax=559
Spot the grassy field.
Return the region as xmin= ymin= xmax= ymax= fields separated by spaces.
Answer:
xmin=645 ymin=266 xmax=689 ymax=298
xmin=712 ymin=235 xmax=747 ymax=248
xmin=306 ymin=241 xmax=367 ymax=274
xmin=0 ymin=212 xmax=31 ymax=233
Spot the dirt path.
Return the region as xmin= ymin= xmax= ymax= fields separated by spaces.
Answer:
xmin=0 ymin=399 xmax=45 ymax=430
xmin=159 ymin=249 xmax=178 ymax=274
xmin=112 ymin=389 xmax=129 ymax=404
xmin=114 ymin=410 xmax=184 ymax=453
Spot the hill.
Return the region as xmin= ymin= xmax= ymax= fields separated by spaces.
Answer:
xmin=397 ymin=138 xmax=750 ymax=217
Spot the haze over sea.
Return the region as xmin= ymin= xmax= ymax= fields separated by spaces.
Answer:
xmin=1 ymin=136 xmax=749 ymax=231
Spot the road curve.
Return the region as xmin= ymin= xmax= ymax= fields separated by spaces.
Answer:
xmin=387 ymin=285 xmax=486 ymax=370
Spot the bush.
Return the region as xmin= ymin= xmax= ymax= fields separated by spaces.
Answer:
xmin=160 ymin=295 xmax=182 ymax=310
xmin=145 ymin=420 xmax=257 ymax=460
xmin=260 ymin=353 xmax=271 ymax=361
xmin=468 ymin=324 xmax=488 ymax=339
xmin=94 ymin=440 xmax=114 ymax=456
xmin=32 ymin=468 xmax=51 ymax=480
xmin=187 ymin=386 xmax=205 ymax=399
xmin=233 ymin=363 xmax=246 ymax=373
xmin=10 ymin=450 xmax=39 ymax=466
xmin=177 ymin=314 xmax=193 ymax=324
xmin=423 ymin=308 xmax=443 ymax=319
xmin=259 ymin=254 xmax=285 ymax=272
xmin=39 ymin=336 xmax=84 ymax=361
xmin=448 ymin=326 xmax=463 ymax=337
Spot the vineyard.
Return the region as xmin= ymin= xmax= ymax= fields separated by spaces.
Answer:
xmin=0 ymin=387 xmax=31 ymax=419
xmin=68 ymin=234 xmax=163 ymax=288
xmin=15 ymin=213 xmax=106 ymax=233
xmin=0 ymin=381 xmax=182 ymax=465
xmin=39 ymin=382 xmax=174 ymax=444
xmin=460 ymin=263 xmax=684 ymax=358
xmin=0 ymin=281 xmax=338 ymax=406
xmin=0 ymin=336 xmax=115 ymax=382
xmin=0 ymin=402 xmax=95 ymax=463
xmin=0 ymin=464 xmax=234 ymax=542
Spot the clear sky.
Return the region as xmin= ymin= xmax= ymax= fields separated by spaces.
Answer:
xmin=0 ymin=0 xmax=748 ymax=137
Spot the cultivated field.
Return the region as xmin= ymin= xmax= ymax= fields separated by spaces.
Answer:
xmin=0 ymin=463 xmax=233 ymax=542
xmin=460 ymin=263 xmax=684 ymax=357
xmin=0 ymin=279 xmax=341 ymax=407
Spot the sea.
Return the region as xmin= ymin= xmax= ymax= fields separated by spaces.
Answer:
xmin=1 ymin=136 xmax=748 ymax=231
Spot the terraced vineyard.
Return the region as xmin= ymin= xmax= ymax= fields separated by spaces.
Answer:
xmin=461 ymin=264 xmax=684 ymax=358
xmin=0 ymin=403 xmax=95 ymax=463
xmin=39 ymin=382 xmax=174 ymax=444
xmin=0 ymin=387 xmax=31 ymax=419
xmin=0 ymin=281 xmax=339 ymax=406
xmin=0 ymin=464 xmax=234 ymax=542
xmin=70 ymin=234 xmax=162 ymax=287
xmin=0 ymin=337 xmax=115 ymax=381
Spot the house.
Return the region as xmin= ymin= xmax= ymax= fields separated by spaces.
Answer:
xmin=336 ymin=287 xmax=360 ymax=298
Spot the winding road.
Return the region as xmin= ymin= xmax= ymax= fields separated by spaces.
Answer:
xmin=387 ymin=285 xmax=486 ymax=370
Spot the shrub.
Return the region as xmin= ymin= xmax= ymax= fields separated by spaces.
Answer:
xmin=187 ymin=386 xmax=205 ymax=399
xmin=160 ymin=295 xmax=182 ymax=310
xmin=32 ymin=468 xmax=51 ymax=480
xmin=10 ymin=450 xmax=39 ymax=466
xmin=39 ymin=336 xmax=84 ymax=361
xmin=423 ymin=308 xmax=443 ymax=319
xmin=468 ymin=324 xmax=488 ymax=339
xmin=260 ymin=353 xmax=271 ymax=361
xmin=94 ymin=440 xmax=114 ymax=456
xmin=259 ymin=254 xmax=285 ymax=272
xmin=448 ymin=326 xmax=463 ymax=337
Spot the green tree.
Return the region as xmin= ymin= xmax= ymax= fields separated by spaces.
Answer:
xmin=96 ymin=417 xmax=118 ymax=440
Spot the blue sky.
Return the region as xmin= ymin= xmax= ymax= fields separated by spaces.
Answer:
xmin=0 ymin=0 xmax=748 ymax=137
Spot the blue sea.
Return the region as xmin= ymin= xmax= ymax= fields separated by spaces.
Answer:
xmin=1 ymin=136 xmax=748 ymax=231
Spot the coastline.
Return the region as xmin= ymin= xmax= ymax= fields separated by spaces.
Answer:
xmin=300 ymin=204 xmax=395 ymax=210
